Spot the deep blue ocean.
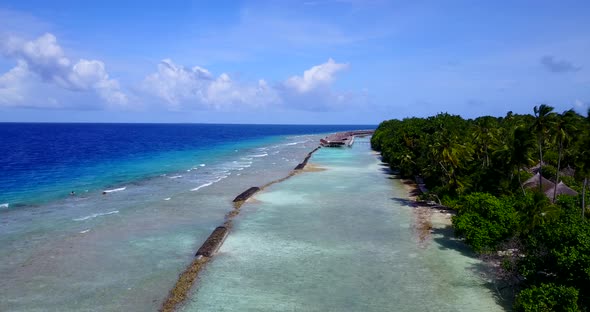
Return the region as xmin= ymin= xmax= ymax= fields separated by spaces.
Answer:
xmin=0 ymin=123 xmax=373 ymax=207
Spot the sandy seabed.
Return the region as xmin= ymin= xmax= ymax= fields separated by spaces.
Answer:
xmin=399 ymin=179 xmax=455 ymax=246
xmin=179 ymin=140 xmax=505 ymax=312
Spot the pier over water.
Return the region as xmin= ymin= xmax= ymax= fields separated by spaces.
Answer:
xmin=320 ymin=130 xmax=374 ymax=147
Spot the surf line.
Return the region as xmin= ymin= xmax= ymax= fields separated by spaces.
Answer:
xmin=160 ymin=145 xmax=323 ymax=312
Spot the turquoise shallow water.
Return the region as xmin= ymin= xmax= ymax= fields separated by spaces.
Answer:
xmin=1 ymin=132 xmax=505 ymax=311
xmin=182 ymin=138 xmax=504 ymax=311
xmin=0 ymin=133 xmax=326 ymax=311
xmin=1 ymin=123 xmax=367 ymax=207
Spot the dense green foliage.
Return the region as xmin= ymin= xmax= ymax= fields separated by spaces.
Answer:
xmin=372 ymin=107 xmax=590 ymax=309
xmin=451 ymin=193 xmax=518 ymax=252
xmin=514 ymin=283 xmax=579 ymax=312
xmin=519 ymin=197 xmax=590 ymax=308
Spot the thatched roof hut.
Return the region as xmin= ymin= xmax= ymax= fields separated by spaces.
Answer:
xmin=527 ymin=161 xmax=545 ymax=174
xmin=545 ymin=181 xmax=578 ymax=200
xmin=523 ymin=172 xmax=555 ymax=192
xmin=560 ymin=166 xmax=576 ymax=177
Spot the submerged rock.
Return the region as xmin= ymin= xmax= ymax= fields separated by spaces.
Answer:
xmin=232 ymin=187 xmax=260 ymax=202
xmin=294 ymin=163 xmax=306 ymax=170
xmin=195 ymin=226 xmax=229 ymax=257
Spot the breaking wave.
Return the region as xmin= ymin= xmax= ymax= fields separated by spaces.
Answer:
xmin=103 ymin=187 xmax=126 ymax=193
xmin=73 ymin=210 xmax=119 ymax=221
xmin=190 ymin=175 xmax=230 ymax=192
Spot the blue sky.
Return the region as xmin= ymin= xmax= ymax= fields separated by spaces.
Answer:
xmin=0 ymin=0 xmax=589 ymax=124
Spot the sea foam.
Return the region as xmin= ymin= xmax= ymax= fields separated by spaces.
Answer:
xmin=191 ymin=182 xmax=214 ymax=192
xmin=231 ymin=161 xmax=252 ymax=170
xmin=190 ymin=175 xmax=229 ymax=192
xmin=284 ymin=141 xmax=306 ymax=146
xmin=73 ymin=210 xmax=119 ymax=221
xmin=103 ymin=187 xmax=126 ymax=193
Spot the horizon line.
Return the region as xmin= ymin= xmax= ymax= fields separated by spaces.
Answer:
xmin=0 ymin=121 xmax=378 ymax=126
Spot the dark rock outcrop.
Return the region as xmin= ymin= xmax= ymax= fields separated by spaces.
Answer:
xmin=195 ymin=226 xmax=228 ymax=257
xmin=294 ymin=163 xmax=306 ymax=170
xmin=232 ymin=187 xmax=260 ymax=202
xmin=294 ymin=146 xmax=321 ymax=170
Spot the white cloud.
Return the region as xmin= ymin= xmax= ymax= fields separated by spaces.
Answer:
xmin=141 ymin=58 xmax=358 ymax=112
xmin=0 ymin=61 xmax=72 ymax=109
xmin=0 ymin=33 xmax=128 ymax=108
xmin=0 ymin=61 xmax=31 ymax=106
xmin=574 ymin=99 xmax=588 ymax=111
xmin=142 ymin=59 xmax=212 ymax=109
xmin=279 ymin=58 xmax=357 ymax=111
xmin=284 ymin=58 xmax=349 ymax=93
xmin=70 ymin=59 xmax=128 ymax=107
xmin=2 ymin=34 xmax=70 ymax=82
xmin=141 ymin=59 xmax=280 ymax=111
xmin=2 ymin=40 xmax=357 ymax=112
xmin=540 ymin=55 xmax=582 ymax=73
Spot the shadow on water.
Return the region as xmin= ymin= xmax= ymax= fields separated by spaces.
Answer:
xmin=468 ymin=261 xmax=515 ymax=311
xmin=377 ymin=161 xmax=400 ymax=175
xmin=431 ymin=225 xmax=474 ymax=258
xmin=374 ymin=150 xmax=511 ymax=311
xmin=432 ymin=225 xmax=513 ymax=311
xmin=378 ymin=167 xmax=394 ymax=175
xmin=390 ymin=197 xmax=415 ymax=206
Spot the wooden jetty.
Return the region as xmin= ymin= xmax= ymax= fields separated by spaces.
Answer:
xmin=320 ymin=130 xmax=374 ymax=147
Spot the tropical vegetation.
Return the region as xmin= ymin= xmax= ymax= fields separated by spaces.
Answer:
xmin=371 ymin=106 xmax=590 ymax=311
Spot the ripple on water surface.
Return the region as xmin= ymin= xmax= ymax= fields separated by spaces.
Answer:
xmin=0 ymin=133 xmax=331 ymax=312
xmin=182 ymin=140 xmax=504 ymax=312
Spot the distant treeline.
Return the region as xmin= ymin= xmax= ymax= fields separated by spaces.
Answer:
xmin=372 ymin=106 xmax=590 ymax=311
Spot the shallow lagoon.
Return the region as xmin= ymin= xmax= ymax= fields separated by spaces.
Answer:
xmin=0 ymin=134 xmax=323 ymax=311
xmin=183 ymin=138 xmax=504 ymax=311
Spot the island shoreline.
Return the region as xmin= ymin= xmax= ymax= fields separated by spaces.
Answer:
xmin=396 ymin=176 xmax=455 ymax=247
xmin=163 ymin=136 xmax=457 ymax=312
xmin=160 ymin=143 xmax=325 ymax=312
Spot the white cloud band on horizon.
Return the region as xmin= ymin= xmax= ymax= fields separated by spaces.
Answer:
xmin=141 ymin=57 xmax=354 ymax=112
xmin=0 ymin=33 xmax=357 ymax=112
xmin=0 ymin=33 xmax=128 ymax=108
xmin=141 ymin=58 xmax=282 ymax=111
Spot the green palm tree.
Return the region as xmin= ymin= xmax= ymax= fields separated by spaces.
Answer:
xmin=472 ymin=117 xmax=500 ymax=168
xmin=532 ymin=104 xmax=555 ymax=192
xmin=581 ymin=152 xmax=589 ymax=219
xmin=430 ymin=132 xmax=473 ymax=193
xmin=511 ymin=126 xmax=536 ymax=195
xmin=493 ymin=124 xmax=535 ymax=196
xmin=581 ymin=108 xmax=590 ymax=218
xmin=552 ymin=109 xmax=578 ymax=201
xmin=519 ymin=191 xmax=556 ymax=234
